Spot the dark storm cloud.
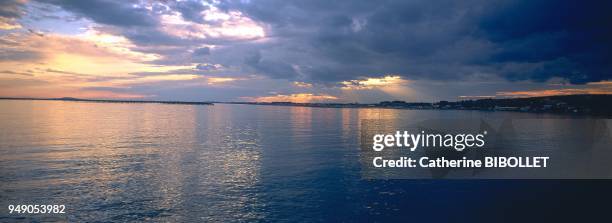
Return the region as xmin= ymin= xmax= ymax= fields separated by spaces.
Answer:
xmin=244 ymin=50 xmax=298 ymax=79
xmin=32 ymin=0 xmax=612 ymax=85
xmin=216 ymin=0 xmax=481 ymax=82
xmin=478 ymin=1 xmax=612 ymax=83
xmin=195 ymin=63 xmax=221 ymax=71
xmin=120 ymin=27 xmax=185 ymax=46
xmin=172 ymin=0 xmax=210 ymax=24
xmin=192 ymin=47 xmax=211 ymax=61
xmin=220 ymin=0 xmax=612 ymax=84
xmin=193 ymin=47 xmax=210 ymax=56
xmin=36 ymin=0 xmax=156 ymax=27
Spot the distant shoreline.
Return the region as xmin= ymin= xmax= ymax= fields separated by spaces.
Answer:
xmin=224 ymin=94 xmax=612 ymax=116
xmin=2 ymin=94 xmax=611 ymax=116
xmin=0 ymin=97 xmax=214 ymax=106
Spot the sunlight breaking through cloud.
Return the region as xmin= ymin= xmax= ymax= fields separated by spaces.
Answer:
xmin=243 ymin=93 xmax=338 ymax=103
xmin=340 ymin=76 xmax=408 ymax=90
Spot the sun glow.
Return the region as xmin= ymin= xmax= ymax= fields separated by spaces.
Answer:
xmin=207 ymin=77 xmax=238 ymax=85
xmin=293 ymin=81 xmax=313 ymax=88
xmin=77 ymin=29 xmax=159 ymax=62
xmin=340 ymin=75 xmax=407 ymax=90
xmin=246 ymin=93 xmax=339 ymax=103
xmin=0 ymin=30 xmax=200 ymax=99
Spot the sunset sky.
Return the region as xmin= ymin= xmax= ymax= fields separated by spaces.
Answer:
xmin=1 ymin=0 xmax=611 ymax=102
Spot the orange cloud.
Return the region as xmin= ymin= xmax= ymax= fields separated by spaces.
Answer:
xmin=0 ymin=31 xmax=200 ymax=98
xmin=0 ymin=17 xmax=21 ymax=30
xmin=0 ymin=31 xmax=158 ymax=64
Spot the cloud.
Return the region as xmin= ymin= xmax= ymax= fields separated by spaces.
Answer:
xmin=1 ymin=70 xmax=34 ymax=76
xmin=195 ymin=63 xmax=223 ymax=71
xmin=0 ymin=0 xmax=25 ymax=18
xmin=36 ymin=0 xmax=157 ymax=27
xmin=193 ymin=47 xmax=210 ymax=56
xmin=243 ymin=93 xmax=338 ymax=103
xmin=206 ymin=77 xmax=241 ymax=85
xmin=339 ymin=75 xmax=407 ymax=90
xmin=293 ymin=81 xmax=312 ymax=88
xmin=218 ymin=0 xmax=612 ymax=85
xmin=79 ymin=86 xmax=133 ymax=93
xmin=0 ymin=49 xmax=42 ymax=61
xmin=3 ymin=0 xmax=612 ymax=101
xmin=172 ymin=0 xmax=210 ymax=24
xmin=21 ymin=0 xmax=612 ymax=86
xmin=0 ymin=0 xmax=25 ymax=30
xmin=0 ymin=17 xmax=21 ymax=30
xmin=244 ymin=50 xmax=298 ymax=79
xmin=0 ymin=31 xmax=159 ymax=64
xmin=478 ymin=1 xmax=612 ymax=84
xmin=36 ymin=1 xmax=268 ymax=67
xmin=0 ymin=77 xmax=48 ymax=87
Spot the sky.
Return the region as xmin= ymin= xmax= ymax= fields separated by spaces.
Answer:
xmin=1 ymin=0 xmax=611 ymax=103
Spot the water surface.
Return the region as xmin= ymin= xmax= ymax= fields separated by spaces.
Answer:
xmin=1 ymin=100 xmax=610 ymax=222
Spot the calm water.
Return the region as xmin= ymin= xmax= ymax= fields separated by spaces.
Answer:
xmin=1 ymin=100 xmax=611 ymax=222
